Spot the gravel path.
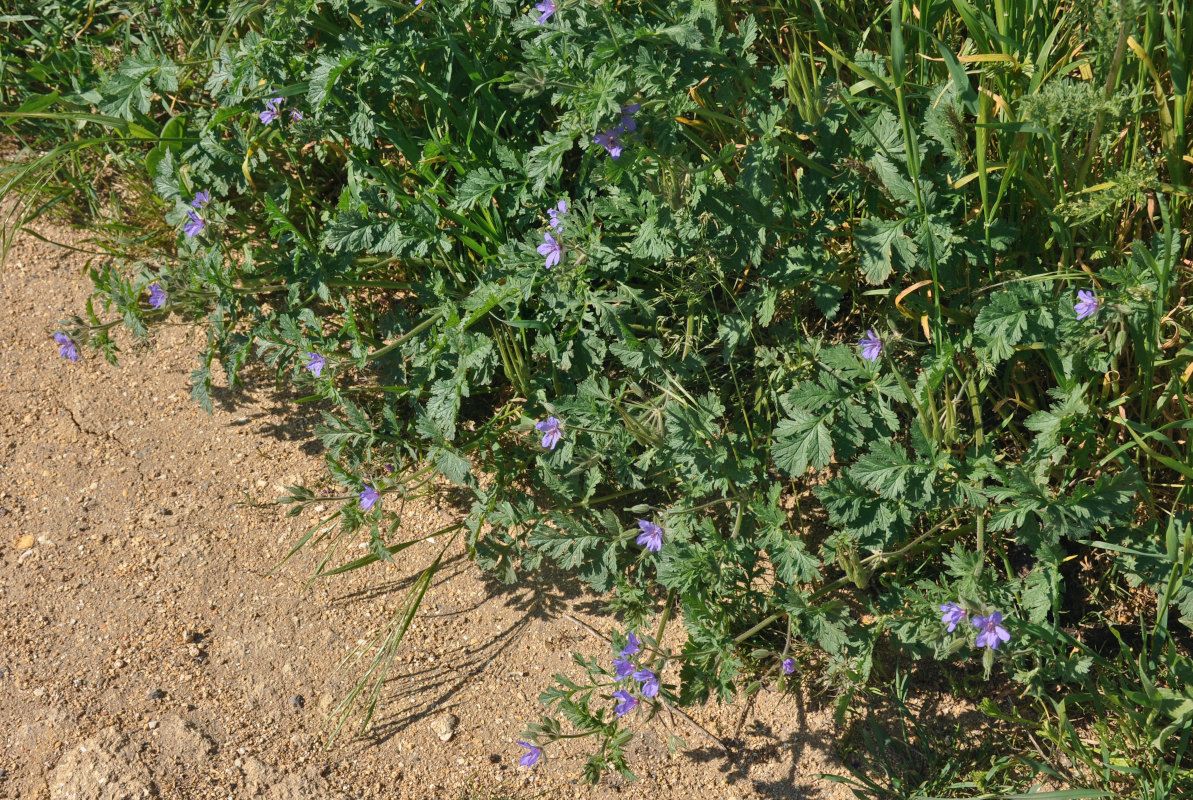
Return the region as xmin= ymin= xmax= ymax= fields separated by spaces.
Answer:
xmin=0 ymin=214 xmax=849 ymax=799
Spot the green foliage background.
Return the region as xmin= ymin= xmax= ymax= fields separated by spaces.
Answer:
xmin=3 ymin=0 xmax=1192 ymax=794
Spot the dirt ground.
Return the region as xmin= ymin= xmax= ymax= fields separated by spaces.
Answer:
xmin=0 ymin=215 xmax=856 ymax=799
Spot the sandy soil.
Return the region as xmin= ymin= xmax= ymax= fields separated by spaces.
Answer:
xmin=0 ymin=216 xmax=854 ymax=799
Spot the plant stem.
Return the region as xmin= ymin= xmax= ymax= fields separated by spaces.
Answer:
xmin=366 ymin=309 xmax=444 ymax=362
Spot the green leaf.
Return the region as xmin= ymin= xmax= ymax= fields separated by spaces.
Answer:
xmin=849 ymin=440 xmax=933 ymax=503
xmin=890 ymin=0 xmax=905 ymax=87
xmin=629 ymin=213 xmax=674 ymax=261
xmin=526 ymin=129 xmax=575 ymax=194
xmin=854 ymin=217 xmax=916 ymax=284
xmin=98 ymin=47 xmax=179 ymax=119
xmin=432 ymin=447 xmax=472 ymax=486
xmin=189 ymin=364 xmax=213 ymax=414
xmin=453 ymin=167 xmax=511 ymax=211
xmin=425 ymin=379 xmax=461 ymax=441
xmin=772 ymin=410 xmax=834 ymax=477
xmin=1020 ymin=565 xmax=1058 ymax=624
xmin=973 ymin=285 xmax=1052 ymax=365
xmin=307 ymin=53 xmax=358 ymax=110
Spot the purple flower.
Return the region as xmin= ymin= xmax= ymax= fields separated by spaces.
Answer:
xmin=940 ymin=602 xmax=967 ymax=633
xmin=147 ymin=282 xmax=167 ymax=310
xmin=182 ymin=210 xmax=205 ymax=238
xmin=620 ymin=631 xmax=640 ymax=657
xmin=304 ymin=352 xmax=326 ymax=377
xmin=594 ymin=127 xmax=624 ymax=159
xmin=537 ymin=233 xmax=563 ymax=269
xmin=516 ymin=741 xmax=542 ymax=768
xmin=547 ymin=200 xmax=567 ymax=231
xmin=632 ymin=668 xmax=659 ymax=697
xmin=190 ymin=190 xmax=211 ymax=209
xmin=259 ymin=96 xmax=283 ymax=124
xmin=536 ymin=416 xmax=562 ymax=450
xmin=619 ymin=103 xmax=641 ymax=132
xmin=973 ymin=611 xmax=1011 ymax=650
xmin=289 ymin=109 xmax=304 ymax=122
xmin=359 ymin=484 xmax=379 ymax=511
xmin=782 ymin=658 xmax=795 ymax=675
xmin=612 ymin=689 xmax=638 ymax=717
xmin=534 ymin=0 xmax=555 ymax=24
xmin=1074 ymin=289 xmax=1100 ymax=320
xmin=859 ymin=329 xmax=883 ymax=362
xmin=54 ymin=333 xmax=78 ymax=362
xmin=613 ymin=656 xmax=635 ymax=680
xmin=636 ymin=519 xmax=663 ymax=552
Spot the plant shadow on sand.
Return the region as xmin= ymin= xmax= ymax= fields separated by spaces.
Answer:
xmin=214 ymin=359 xmax=857 ymax=796
xmin=337 ymin=558 xmax=595 ymax=746
xmin=209 ymin=365 xmax=329 ymax=456
xmin=683 ymin=689 xmax=840 ymax=800
xmin=324 ymin=536 xmax=854 ymax=797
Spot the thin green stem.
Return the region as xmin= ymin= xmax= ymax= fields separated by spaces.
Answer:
xmin=366 ymin=309 xmax=445 ymax=362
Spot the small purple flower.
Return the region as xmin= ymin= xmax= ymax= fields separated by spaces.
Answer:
xmin=613 ymin=656 xmax=635 ymax=680
xmin=259 ymin=96 xmax=283 ymax=124
xmin=289 ymin=109 xmax=304 ymax=122
xmin=940 ymin=602 xmax=967 ymax=633
xmin=516 ymin=741 xmax=542 ymax=768
xmin=536 ymin=416 xmax=562 ymax=450
xmin=632 ymin=668 xmax=659 ymax=698
xmin=190 ymin=190 xmax=211 ymax=209
xmin=546 ymin=200 xmax=567 ymax=231
xmin=612 ymin=689 xmax=638 ymax=717
xmin=54 ymin=333 xmax=78 ymax=362
xmin=973 ymin=611 xmax=1011 ymax=650
xmin=537 ymin=233 xmax=563 ymax=269
xmin=594 ymin=127 xmax=624 ymax=159
xmin=620 ymin=631 xmax=640 ymax=657
xmin=859 ymin=329 xmax=883 ymax=362
xmin=534 ymin=0 xmax=556 ymax=24
xmin=147 ymin=282 xmax=167 ymax=310
xmin=182 ymin=210 xmax=205 ymax=238
xmin=619 ymin=103 xmax=641 ymax=132
xmin=1074 ymin=289 xmax=1100 ymax=321
xmin=359 ymin=484 xmax=379 ymax=511
xmin=636 ymin=520 xmax=663 ymax=552
xmin=782 ymin=658 xmax=795 ymax=675
xmin=304 ymin=352 xmax=326 ymax=377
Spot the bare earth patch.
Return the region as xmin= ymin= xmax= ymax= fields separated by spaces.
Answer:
xmin=0 ymin=218 xmax=851 ymax=799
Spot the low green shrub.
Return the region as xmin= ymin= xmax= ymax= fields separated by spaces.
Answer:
xmin=4 ymin=0 xmax=1192 ymax=792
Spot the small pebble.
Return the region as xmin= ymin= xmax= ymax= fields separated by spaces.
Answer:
xmin=147 ymin=689 xmax=166 ymax=700
xmin=430 ymin=713 xmax=459 ymax=742
xmin=289 ymin=694 xmax=305 ymax=710
xmin=147 ymin=720 xmax=158 ymax=730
